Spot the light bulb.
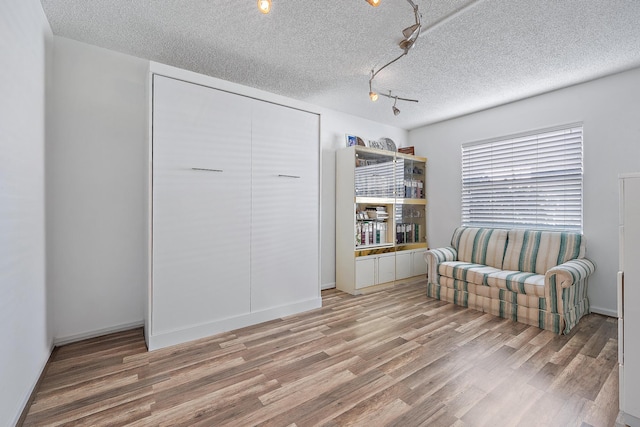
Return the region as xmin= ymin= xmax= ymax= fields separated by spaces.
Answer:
xmin=366 ymin=0 xmax=381 ymax=7
xmin=369 ymin=91 xmax=378 ymax=102
xmin=258 ymin=0 xmax=271 ymax=14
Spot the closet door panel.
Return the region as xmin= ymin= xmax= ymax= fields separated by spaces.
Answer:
xmin=152 ymin=75 xmax=251 ymax=334
xmin=250 ymin=101 xmax=319 ymax=311
xmin=623 ymin=177 xmax=640 ymax=420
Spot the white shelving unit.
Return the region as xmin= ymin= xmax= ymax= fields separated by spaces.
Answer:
xmin=336 ymin=146 xmax=427 ymax=295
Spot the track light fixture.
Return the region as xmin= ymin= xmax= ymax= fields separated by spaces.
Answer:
xmin=373 ymin=91 xmax=417 ymax=116
xmin=392 ymin=98 xmax=400 ymax=116
xmin=257 ymin=0 xmax=271 ymax=14
xmin=365 ymin=0 xmax=381 ymax=6
xmin=368 ymin=0 xmax=422 ymax=115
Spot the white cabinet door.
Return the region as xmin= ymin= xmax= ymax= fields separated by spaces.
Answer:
xmin=355 ymin=257 xmax=376 ymax=289
xmin=395 ymin=251 xmax=412 ymax=280
xmin=152 ymin=75 xmax=251 ymax=334
xmin=378 ymin=253 xmax=397 ymax=284
xmin=412 ymin=249 xmax=427 ymax=276
xmin=250 ymin=101 xmax=319 ymax=311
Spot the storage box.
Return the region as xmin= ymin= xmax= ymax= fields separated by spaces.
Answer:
xmin=398 ymin=146 xmax=415 ymax=155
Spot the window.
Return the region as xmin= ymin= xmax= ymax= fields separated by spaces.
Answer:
xmin=461 ymin=124 xmax=583 ymax=232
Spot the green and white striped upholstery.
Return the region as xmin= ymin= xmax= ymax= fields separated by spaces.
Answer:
xmin=502 ymin=229 xmax=586 ymax=275
xmin=450 ymin=227 xmax=509 ymax=269
xmin=486 ymin=271 xmax=545 ymax=297
xmin=547 ymin=258 xmax=596 ymax=286
xmin=438 ymin=262 xmax=502 ymax=286
xmin=425 ymin=226 xmax=594 ymax=335
xmin=424 ymin=246 xmax=457 ymax=285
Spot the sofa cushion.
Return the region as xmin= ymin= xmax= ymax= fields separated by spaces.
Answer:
xmin=438 ymin=261 xmax=502 ymax=286
xmin=486 ymin=270 xmax=546 ymax=297
xmin=502 ymin=229 xmax=586 ymax=275
xmin=450 ymin=227 xmax=509 ymax=269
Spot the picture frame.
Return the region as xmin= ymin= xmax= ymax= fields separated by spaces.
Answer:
xmin=346 ymin=134 xmax=367 ymax=147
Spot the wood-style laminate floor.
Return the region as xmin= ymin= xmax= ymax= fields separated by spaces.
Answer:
xmin=22 ymin=281 xmax=620 ymax=427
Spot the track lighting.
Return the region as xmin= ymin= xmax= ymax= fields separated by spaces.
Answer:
xmin=370 ymin=90 xmax=417 ymax=117
xmin=367 ymin=0 xmax=422 ymax=115
xmin=257 ymin=0 xmax=271 ymax=14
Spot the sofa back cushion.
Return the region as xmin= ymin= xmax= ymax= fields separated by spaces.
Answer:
xmin=502 ymin=229 xmax=586 ymax=274
xmin=450 ymin=227 xmax=509 ymax=269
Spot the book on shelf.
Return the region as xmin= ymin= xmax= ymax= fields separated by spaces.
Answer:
xmin=356 ymin=221 xmax=388 ymax=247
xmin=395 ymin=223 xmax=421 ymax=244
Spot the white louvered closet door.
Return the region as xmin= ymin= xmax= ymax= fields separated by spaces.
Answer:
xmin=250 ymin=101 xmax=320 ymax=312
xmin=152 ymin=75 xmax=252 ymax=335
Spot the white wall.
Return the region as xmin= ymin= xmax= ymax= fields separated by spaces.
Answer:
xmin=409 ymin=67 xmax=640 ymax=316
xmin=47 ymin=39 xmax=408 ymax=343
xmin=47 ymin=37 xmax=149 ymax=342
xmin=0 ymin=1 xmax=52 ymax=425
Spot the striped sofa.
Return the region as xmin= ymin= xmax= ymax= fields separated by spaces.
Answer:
xmin=424 ymin=227 xmax=596 ymax=334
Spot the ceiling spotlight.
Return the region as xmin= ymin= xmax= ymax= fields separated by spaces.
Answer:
xmin=257 ymin=0 xmax=271 ymax=14
xmin=399 ymin=38 xmax=416 ymax=52
xmin=365 ymin=0 xmax=381 ymax=6
xmin=368 ymin=79 xmax=378 ymax=101
xmin=402 ymin=23 xmax=421 ymax=40
xmin=392 ymin=98 xmax=401 ymax=116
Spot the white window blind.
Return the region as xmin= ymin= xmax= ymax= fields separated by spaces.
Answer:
xmin=461 ymin=125 xmax=583 ymax=232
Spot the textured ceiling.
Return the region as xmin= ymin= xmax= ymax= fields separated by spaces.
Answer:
xmin=40 ymin=0 xmax=640 ymax=130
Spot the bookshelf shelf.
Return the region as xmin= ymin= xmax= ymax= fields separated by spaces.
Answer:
xmin=336 ymin=146 xmax=428 ymax=295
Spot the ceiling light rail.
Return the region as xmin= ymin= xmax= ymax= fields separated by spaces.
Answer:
xmin=367 ymin=0 xmax=422 ymax=116
xmin=374 ymin=91 xmax=418 ymax=116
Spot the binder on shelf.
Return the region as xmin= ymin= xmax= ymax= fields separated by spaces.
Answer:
xmin=396 ymin=224 xmax=404 ymax=244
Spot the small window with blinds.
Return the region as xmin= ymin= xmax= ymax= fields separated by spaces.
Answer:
xmin=461 ymin=124 xmax=583 ymax=232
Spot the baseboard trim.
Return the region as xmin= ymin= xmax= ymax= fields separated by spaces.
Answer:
xmin=589 ymin=306 xmax=617 ymax=317
xmin=53 ymin=320 xmax=145 ymax=347
xmin=147 ymin=297 xmax=322 ymax=351
xmin=621 ymin=411 xmax=640 ymax=427
xmin=321 ymin=282 xmax=336 ymax=290
xmin=15 ymin=342 xmax=55 ymax=427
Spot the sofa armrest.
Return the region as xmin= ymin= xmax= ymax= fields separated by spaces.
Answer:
xmin=545 ymin=258 xmax=595 ymax=320
xmin=546 ymin=258 xmax=596 ymax=288
xmin=424 ymin=247 xmax=457 ymax=284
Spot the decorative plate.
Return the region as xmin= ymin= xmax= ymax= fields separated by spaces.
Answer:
xmin=380 ymin=137 xmax=397 ymax=151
